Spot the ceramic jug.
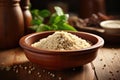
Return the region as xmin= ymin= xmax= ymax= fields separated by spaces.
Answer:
xmin=0 ymin=0 xmax=24 ymax=49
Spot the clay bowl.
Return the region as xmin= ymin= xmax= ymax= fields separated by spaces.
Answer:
xmin=19 ymin=31 xmax=104 ymax=70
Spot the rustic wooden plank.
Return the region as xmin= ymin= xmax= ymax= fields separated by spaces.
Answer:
xmin=93 ymin=47 xmax=120 ymax=80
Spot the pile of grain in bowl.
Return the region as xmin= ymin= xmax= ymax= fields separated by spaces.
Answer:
xmin=31 ymin=31 xmax=92 ymax=50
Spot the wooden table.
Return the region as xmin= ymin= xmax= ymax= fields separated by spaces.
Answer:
xmin=0 ymin=44 xmax=120 ymax=80
xmin=93 ymin=44 xmax=120 ymax=80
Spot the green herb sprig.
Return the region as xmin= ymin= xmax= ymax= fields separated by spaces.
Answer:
xmin=30 ymin=6 xmax=77 ymax=32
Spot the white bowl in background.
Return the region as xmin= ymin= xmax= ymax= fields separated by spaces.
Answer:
xmin=100 ymin=20 xmax=120 ymax=34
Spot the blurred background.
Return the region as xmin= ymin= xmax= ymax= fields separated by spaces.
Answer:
xmin=30 ymin=0 xmax=120 ymax=18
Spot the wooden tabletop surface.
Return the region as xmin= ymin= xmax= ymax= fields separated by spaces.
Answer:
xmin=93 ymin=44 xmax=120 ymax=80
xmin=0 ymin=44 xmax=120 ymax=80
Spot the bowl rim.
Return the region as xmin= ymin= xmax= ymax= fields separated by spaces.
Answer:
xmin=100 ymin=20 xmax=120 ymax=29
xmin=19 ymin=31 xmax=104 ymax=55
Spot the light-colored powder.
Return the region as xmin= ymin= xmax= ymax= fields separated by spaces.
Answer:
xmin=31 ymin=31 xmax=91 ymax=50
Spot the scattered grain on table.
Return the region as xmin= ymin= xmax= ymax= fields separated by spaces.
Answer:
xmin=100 ymin=58 xmax=103 ymax=61
xmin=116 ymin=70 xmax=119 ymax=73
xmin=0 ymin=62 xmax=83 ymax=80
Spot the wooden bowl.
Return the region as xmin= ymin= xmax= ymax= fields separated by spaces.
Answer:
xmin=19 ymin=31 xmax=104 ymax=70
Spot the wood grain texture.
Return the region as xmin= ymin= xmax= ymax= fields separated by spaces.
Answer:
xmin=93 ymin=47 xmax=120 ymax=80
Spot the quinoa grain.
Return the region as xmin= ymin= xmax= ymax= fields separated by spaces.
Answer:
xmin=31 ymin=31 xmax=91 ymax=50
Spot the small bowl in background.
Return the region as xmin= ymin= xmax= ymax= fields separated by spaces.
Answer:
xmin=100 ymin=20 xmax=120 ymax=44
xmin=19 ymin=31 xmax=104 ymax=70
xmin=100 ymin=20 xmax=120 ymax=34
